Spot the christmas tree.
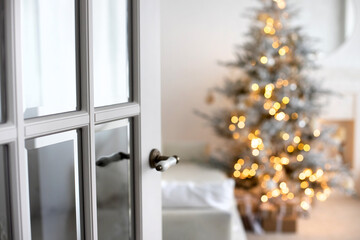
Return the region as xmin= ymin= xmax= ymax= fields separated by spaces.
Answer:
xmin=200 ymin=0 xmax=355 ymax=213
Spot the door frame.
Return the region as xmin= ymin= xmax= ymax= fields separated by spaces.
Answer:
xmin=1 ymin=0 xmax=162 ymax=239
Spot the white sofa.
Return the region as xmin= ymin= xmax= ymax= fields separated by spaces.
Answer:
xmin=162 ymin=142 xmax=247 ymax=240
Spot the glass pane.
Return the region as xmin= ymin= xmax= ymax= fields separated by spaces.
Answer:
xmin=21 ymin=0 xmax=77 ymax=118
xmin=0 ymin=0 xmax=6 ymax=123
xmin=0 ymin=145 xmax=11 ymax=240
xmin=95 ymin=119 xmax=132 ymax=239
xmin=26 ymin=130 xmax=82 ymax=240
xmin=93 ymin=0 xmax=131 ymax=107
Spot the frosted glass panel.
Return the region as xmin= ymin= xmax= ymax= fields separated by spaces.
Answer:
xmin=21 ymin=0 xmax=77 ymax=118
xmin=93 ymin=0 xmax=130 ymax=107
xmin=95 ymin=119 xmax=133 ymax=239
xmin=0 ymin=146 xmax=11 ymax=240
xmin=26 ymin=130 xmax=82 ymax=240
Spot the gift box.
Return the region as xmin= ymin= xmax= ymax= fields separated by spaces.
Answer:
xmin=241 ymin=215 xmax=254 ymax=231
xmin=234 ymin=189 xmax=258 ymax=215
xmin=277 ymin=201 xmax=298 ymax=217
xmin=280 ymin=215 xmax=297 ymax=232
xmin=235 ymin=190 xmax=298 ymax=233
xmin=259 ymin=202 xmax=277 ymax=219
xmin=234 ymin=190 xmax=260 ymax=231
xmin=260 ymin=202 xmax=297 ymax=232
xmin=261 ymin=215 xmax=297 ymax=232
xmin=237 ymin=200 xmax=257 ymax=231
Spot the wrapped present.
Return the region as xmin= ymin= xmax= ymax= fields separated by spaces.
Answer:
xmin=261 ymin=214 xmax=297 ymax=232
xmin=259 ymin=202 xmax=277 ymax=219
xmin=235 ymin=190 xmax=298 ymax=233
xmin=260 ymin=202 xmax=297 ymax=232
xmin=261 ymin=216 xmax=277 ymax=232
xmin=241 ymin=215 xmax=254 ymax=231
xmin=234 ymin=190 xmax=263 ymax=233
xmin=234 ymin=189 xmax=258 ymax=215
xmin=236 ymin=198 xmax=258 ymax=231
xmin=277 ymin=201 xmax=298 ymax=217
xmin=279 ymin=215 xmax=297 ymax=232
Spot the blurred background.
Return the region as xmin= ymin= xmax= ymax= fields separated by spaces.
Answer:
xmin=160 ymin=0 xmax=360 ymax=239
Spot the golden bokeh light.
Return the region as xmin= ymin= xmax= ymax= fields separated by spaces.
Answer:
xmin=279 ymin=182 xmax=287 ymax=189
xmin=272 ymin=189 xmax=281 ymax=197
xmin=260 ymin=56 xmax=268 ymax=64
xmin=229 ymin=124 xmax=236 ymax=131
xmin=301 ymin=201 xmax=310 ymax=210
xmin=304 ymin=169 xmax=312 ymax=177
xmin=252 ymin=149 xmax=260 ymax=156
xmin=287 ymin=145 xmax=295 ymax=153
xmin=313 ymin=129 xmax=321 ymax=137
xmin=316 ymin=192 xmax=327 ymax=201
xmin=231 ymin=116 xmax=239 ymax=123
xmin=282 ymin=133 xmax=290 ymax=140
xmin=265 ymin=84 xmax=274 ymax=91
xmin=291 ymin=113 xmax=298 ymax=119
xmin=274 ymin=163 xmax=283 ymax=171
xmin=238 ymin=122 xmax=245 ymax=129
xmin=233 ymin=170 xmax=241 ymax=178
xmin=272 ymin=41 xmax=280 ymax=49
xmin=233 ymin=132 xmax=240 ymax=139
xmin=251 ymin=83 xmax=260 ymax=91
xmin=266 ymin=18 xmax=274 ymax=25
xmin=309 ymin=175 xmax=317 ymax=182
xmin=248 ymin=133 xmax=255 ymax=140
xmin=278 ymin=48 xmax=286 ymax=56
xmin=264 ymin=101 xmax=272 ymax=110
xmin=299 ymin=173 xmax=306 ymax=180
xmin=298 ymin=143 xmax=304 ymax=150
xmin=274 ymin=0 xmax=286 ymax=9
xmin=275 ymin=112 xmax=286 ymax=121
xmin=252 ymin=163 xmax=259 ymax=170
xmin=287 ymin=192 xmax=294 ymax=199
xmin=282 ymin=96 xmax=290 ymax=104
xmin=249 ymin=169 xmax=256 ymax=176
xmin=280 ymin=157 xmax=289 ymax=165
xmin=234 ymin=163 xmax=242 ymax=171
xmin=282 ymin=188 xmax=289 ymax=194
xmin=239 ymin=116 xmax=246 ymax=122
xmin=264 ymin=26 xmax=272 ymax=34
xmin=273 ymin=102 xmax=281 ymax=109
xmin=264 ymin=92 xmax=272 ymax=99
xmin=316 ymin=169 xmax=324 ymax=178
xmin=300 ymin=181 xmax=309 ymax=189
xmin=269 ymin=108 xmax=277 ymax=115
xmin=305 ymin=188 xmax=314 ymax=197
xmin=303 ymin=144 xmax=311 ymax=152
xmin=237 ymin=158 xmax=245 ymax=165
xmin=293 ymin=136 xmax=301 ymax=144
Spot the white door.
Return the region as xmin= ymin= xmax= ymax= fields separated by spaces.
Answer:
xmin=0 ymin=0 xmax=162 ymax=239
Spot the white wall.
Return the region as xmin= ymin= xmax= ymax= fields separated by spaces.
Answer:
xmin=161 ymin=0 xmax=257 ymax=146
xmin=160 ymin=0 xmax=360 ymax=191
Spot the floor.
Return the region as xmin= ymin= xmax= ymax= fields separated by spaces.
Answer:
xmin=245 ymin=194 xmax=360 ymax=240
